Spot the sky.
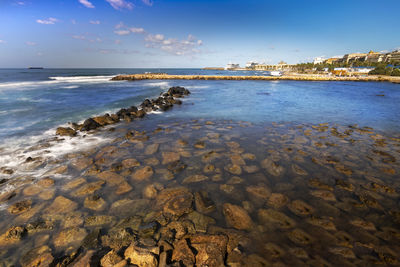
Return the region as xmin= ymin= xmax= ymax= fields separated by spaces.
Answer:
xmin=0 ymin=0 xmax=399 ymax=68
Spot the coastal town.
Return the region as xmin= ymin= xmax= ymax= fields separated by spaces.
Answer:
xmin=217 ymin=49 xmax=400 ymax=77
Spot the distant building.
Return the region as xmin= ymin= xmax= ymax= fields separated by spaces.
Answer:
xmin=313 ymin=57 xmax=324 ymax=64
xmin=254 ymin=61 xmax=294 ymax=71
xmin=325 ymin=57 xmax=342 ymax=64
xmin=225 ymin=63 xmax=240 ymax=70
xmin=341 ymin=53 xmax=367 ymax=63
xmin=385 ymin=50 xmax=400 ymax=63
xmin=245 ymin=61 xmax=259 ymax=69
xmin=364 ymin=50 xmax=384 ymax=63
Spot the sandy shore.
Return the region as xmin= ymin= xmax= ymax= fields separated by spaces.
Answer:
xmin=112 ymin=73 xmax=400 ymax=83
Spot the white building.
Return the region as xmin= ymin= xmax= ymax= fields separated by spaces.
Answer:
xmin=225 ymin=63 xmax=240 ymax=70
xmin=245 ymin=61 xmax=259 ymax=69
xmin=313 ymin=57 xmax=325 ymax=64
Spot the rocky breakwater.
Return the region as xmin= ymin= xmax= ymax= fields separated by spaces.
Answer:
xmin=55 ymin=86 xmax=191 ymax=137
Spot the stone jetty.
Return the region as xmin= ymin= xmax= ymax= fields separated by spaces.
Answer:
xmin=111 ymin=73 xmax=400 ymax=83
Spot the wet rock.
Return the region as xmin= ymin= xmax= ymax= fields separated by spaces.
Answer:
xmin=308 ymin=178 xmax=333 ymax=191
xmin=93 ymin=113 xmax=118 ymax=126
xmin=132 ymin=166 xmax=154 ymax=181
xmin=0 ymin=226 xmax=27 ymax=244
xmin=8 ymin=199 xmax=32 ymax=214
xmin=124 ymin=243 xmax=158 ymax=267
xmin=292 ymin=164 xmax=308 ymax=176
xmin=335 ymin=179 xmax=354 ymax=191
xmin=167 ymin=160 xmax=187 ymax=174
xmin=225 ymin=164 xmax=242 ymax=175
xmin=84 ymin=195 xmax=106 ymax=211
xmin=61 ymin=213 xmax=84 ymax=228
xmin=23 ymin=185 xmax=42 ymax=196
xmin=264 ymin=242 xmax=285 ymax=258
xmin=116 ymin=181 xmax=133 ymax=195
xmin=246 ymin=185 xmax=271 ymax=200
xmin=45 ymin=196 xmax=77 ymax=214
xmin=307 ymin=217 xmax=336 ymax=231
xmin=162 ymin=152 xmax=180 ymax=165
xmin=56 ymin=127 xmax=77 ymax=137
xmin=71 ymin=157 xmax=93 ymax=171
xmin=203 ymin=163 xmax=215 ymax=173
xmin=63 ymin=177 xmax=86 ymax=190
xmin=287 ymin=229 xmax=312 ymax=245
xmin=230 ymin=154 xmax=246 ymax=165
xmin=350 ymin=219 xmax=376 ymax=231
xmin=329 ymin=247 xmax=356 ymax=259
xmin=143 ymin=184 xmax=158 ymax=199
xmin=81 ymin=118 xmax=101 ymax=131
xmin=220 ymin=184 xmax=235 ymax=194
xmin=186 ymin=211 xmax=216 ymax=233
xmin=258 ymin=209 xmax=296 ymax=229
xmin=182 ymin=174 xmax=208 ymax=184
xmin=171 ymin=239 xmax=195 ymax=266
xmin=311 ymin=190 xmax=337 ymax=201
xmin=111 ymin=198 xmax=150 ymax=217
xmin=223 ymin=203 xmax=253 ymax=230
xmin=26 ymin=220 xmax=54 ymax=234
xmin=194 ymin=140 xmax=206 ymax=149
xmin=53 ymin=228 xmax=87 ymax=248
xmin=85 ymin=215 xmax=116 ymax=226
xmin=167 ymin=86 xmax=190 ymax=97
xmin=71 ymin=250 xmax=96 ymax=267
xmin=97 ymin=171 xmax=125 ymax=185
xmin=138 ymin=221 xmax=159 ymax=238
xmin=144 ymin=157 xmax=160 ymax=166
xmin=71 ymin=181 xmax=104 ymax=197
xmin=122 ymin=158 xmax=140 ymax=168
xmin=101 ymin=227 xmax=136 ymax=251
xmin=100 ymin=250 xmax=124 ymax=267
xmin=261 ymin=158 xmax=284 ymax=176
xmin=37 ymin=177 xmax=55 ymax=188
xmin=156 ymin=187 xmax=194 ymax=219
xmin=194 ymin=191 xmax=216 ymax=214
xmin=20 ymin=245 xmax=54 ymax=267
xmin=288 ymin=200 xmax=314 ymax=216
xmin=190 ymin=234 xmax=228 ymax=267
xmin=243 ymin=165 xmax=259 ymax=173
xmin=267 ymin=193 xmax=289 ymax=209
xmin=145 ymin=144 xmax=159 ymax=155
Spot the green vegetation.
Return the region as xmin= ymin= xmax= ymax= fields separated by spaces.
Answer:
xmin=369 ymin=65 xmax=400 ymax=76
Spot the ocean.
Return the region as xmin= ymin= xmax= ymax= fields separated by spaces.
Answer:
xmin=0 ymin=68 xmax=400 ymax=265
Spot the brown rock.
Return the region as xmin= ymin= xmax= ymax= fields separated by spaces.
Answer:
xmin=53 ymin=228 xmax=87 ymax=248
xmin=288 ymin=200 xmax=314 ymax=216
xmin=258 ymin=209 xmax=296 ymax=229
xmin=225 ymin=164 xmax=242 ymax=175
xmin=267 ymin=193 xmax=289 ymax=209
xmin=56 ymin=127 xmax=76 ymax=137
xmin=71 ymin=181 xmax=104 ymax=197
xmin=246 ymin=185 xmax=271 ymax=200
xmin=97 ymin=171 xmax=125 ymax=185
xmin=8 ymin=199 xmax=32 ymax=215
xmin=230 ymin=154 xmax=245 ymax=165
xmin=190 ymin=234 xmax=228 ymax=267
xmin=45 ymin=196 xmax=77 ymax=214
xmin=182 ymin=174 xmax=208 ymax=184
xmin=194 ymin=191 xmax=216 ymax=214
xmin=145 ymin=144 xmax=159 ymax=155
xmin=261 ymin=158 xmax=284 ymax=176
xmin=84 ymin=195 xmax=106 ymax=211
xmin=116 ymin=181 xmax=132 ymax=195
xmin=222 ymin=203 xmax=253 ymax=230
xmin=124 ymin=243 xmax=158 ymax=267
xmin=156 ymin=187 xmax=193 ymax=219
xmin=23 ymin=185 xmax=42 ymax=196
xmin=37 ymin=177 xmax=55 ymax=188
xmin=20 ymin=245 xmax=53 ymax=267
xmin=143 ymin=184 xmax=158 ymax=199
xmin=72 ymin=250 xmax=96 ymax=267
xmin=101 ymin=250 xmax=123 ymax=267
xmin=71 ymin=157 xmax=93 ymax=171
xmin=122 ymin=158 xmax=140 ymax=168
xmin=63 ymin=177 xmax=86 ymax=190
xmin=39 ymin=189 xmax=55 ymax=200
xmin=132 ymin=166 xmax=154 ymax=181
xmin=172 ymin=239 xmax=195 ymax=266
xmin=162 ymin=152 xmax=180 ymax=165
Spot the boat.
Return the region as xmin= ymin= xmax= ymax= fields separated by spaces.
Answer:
xmin=269 ymin=71 xmax=282 ymax=76
xmin=28 ymin=67 xmax=44 ymax=69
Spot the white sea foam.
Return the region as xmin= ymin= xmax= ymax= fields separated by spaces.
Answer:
xmin=60 ymin=85 xmax=79 ymax=89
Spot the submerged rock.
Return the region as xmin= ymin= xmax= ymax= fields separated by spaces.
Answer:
xmin=8 ymin=199 xmax=32 ymax=215
xmin=222 ymin=203 xmax=253 ymax=230
xmin=182 ymin=174 xmax=208 ymax=184
xmin=45 ymin=196 xmax=77 ymax=214
xmin=156 ymin=187 xmax=194 ymax=219
xmin=124 ymin=243 xmax=158 ymax=267
xmin=261 ymin=158 xmax=284 ymax=176
xmin=171 ymin=239 xmax=195 ymax=266
xmin=190 ymin=234 xmax=228 ymax=267
xmin=132 ymin=166 xmax=154 ymax=181
xmin=53 ymin=228 xmax=87 ymax=248
xmin=20 ymin=245 xmax=54 ymax=267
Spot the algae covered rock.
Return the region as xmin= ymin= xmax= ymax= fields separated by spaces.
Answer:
xmin=222 ymin=203 xmax=253 ymax=230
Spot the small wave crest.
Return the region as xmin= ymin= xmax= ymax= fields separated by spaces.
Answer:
xmin=48 ymin=75 xmax=114 ymax=83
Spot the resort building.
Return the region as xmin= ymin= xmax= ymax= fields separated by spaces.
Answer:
xmin=364 ymin=50 xmax=384 ymax=63
xmin=385 ymin=50 xmax=400 ymax=64
xmin=245 ymin=61 xmax=259 ymax=69
xmin=341 ymin=53 xmax=367 ymax=64
xmin=313 ymin=57 xmax=325 ymax=64
xmin=325 ymin=57 xmax=342 ymax=64
xmin=254 ymin=61 xmax=295 ymax=71
xmin=225 ymin=63 xmax=240 ymax=70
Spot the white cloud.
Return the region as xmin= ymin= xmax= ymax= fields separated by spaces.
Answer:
xmin=26 ymin=41 xmax=36 ymax=46
xmin=90 ymin=20 xmax=101 ymax=25
xmin=141 ymin=0 xmax=153 ymax=6
xmin=115 ymin=22 xmax=125 ymax=29
xmin=16 ymin=1 xmax=26 ymax=5
xmin=72 ymin=35 xmax=86 ymax=40
xmin=114 ymin=30 xmax=131 ymax=36
xmin=130 ymin=27 xmax=145 ymax=34
xmin=0 ymin=40 xmax=5 ymax=44
xmin=72 ymin=34 xmax=101 ymax=43
xmin=79 ymin=0 xmax=94 ymax=8
xmin=36 ymin=17 xmax=58 ymax=25
xmin=145 ymin=33 xmax=203 ymax=56
xmin=106 ymin=0 xmax=134 ymax=10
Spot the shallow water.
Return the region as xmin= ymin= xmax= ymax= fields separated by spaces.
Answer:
xmin=0 ymin=117 xmax=399 ymax=266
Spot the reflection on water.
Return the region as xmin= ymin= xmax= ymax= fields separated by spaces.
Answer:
xmin=0 ymin=118 xmax=399 ymax=266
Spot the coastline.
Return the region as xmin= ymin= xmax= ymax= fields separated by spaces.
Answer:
xmin=112 ymin=73 xmax=400 ymax=83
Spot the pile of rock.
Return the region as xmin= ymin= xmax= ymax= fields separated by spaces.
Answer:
xmin=55 ymin=86 xmax=190 ymax=137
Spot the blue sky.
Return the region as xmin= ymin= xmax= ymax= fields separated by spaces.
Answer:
xmin=0 ymin=0 xmax=399 ymax=68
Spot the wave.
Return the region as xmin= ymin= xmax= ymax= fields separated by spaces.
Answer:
xmin=48 ymin=75 xmax=115 ymax=83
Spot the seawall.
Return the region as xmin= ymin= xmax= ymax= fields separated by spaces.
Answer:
xmin=111 ymin=73 xmax=400 ymax=83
